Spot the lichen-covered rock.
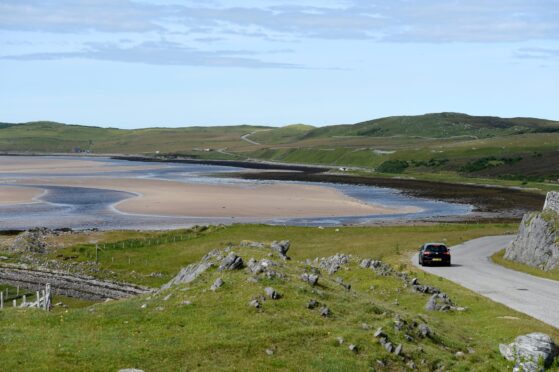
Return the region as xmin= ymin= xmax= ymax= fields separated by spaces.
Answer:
xmin=505 ymin=192 xmax=559 ymax=271
xmin=499 ymin=332 xmax=559 ymax=371
xmin=543 ymin=191 xmax=559 ymax=213
xmin=418 ymin=324 xmax=432 ymax=338
xmin=240 ymin=240 xmax=265 ymax=248
xmin=162 ymin=262 xmax=213 ymax=289
xmin=9 ymin=228 xmax=51 ymax=253
xmin=210 ymin=277 xmax=224 ymax=291
xmin=318 ymin=254 xmax=349 ymax=274
xmin=264 ymin=287 xmax=281 ymax=299
xmin=425 ymin=293 xmax=454 ymax=312
xmin=301 ymin=272 xmax=319 ymax=286
xmin=218 ymin=253 xmax=244 ymax=271
xmin=271 ymin=240 xmax=290 ymax=258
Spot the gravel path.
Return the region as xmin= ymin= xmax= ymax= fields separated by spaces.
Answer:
xmin=412 ymin=235 xmax=559 ymax=329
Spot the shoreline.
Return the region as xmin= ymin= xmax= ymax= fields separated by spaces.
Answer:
xmin=226 ymin=171 xmax=545 ymax=220
xmin=6 ymin=177 xmax=420 ymax=219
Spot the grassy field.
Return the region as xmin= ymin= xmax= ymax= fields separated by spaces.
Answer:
xmin=491 ymin=249 xmax=559 ymax=282
xmin=2 ymin=223 xmax=558 ymax=370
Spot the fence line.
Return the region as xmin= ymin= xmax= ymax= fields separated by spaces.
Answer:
xmin=0 ymin=283 xmax=52 ymax=311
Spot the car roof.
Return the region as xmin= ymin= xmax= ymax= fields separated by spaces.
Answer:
xmin=423 ymin=243 xmax=447 ymax=246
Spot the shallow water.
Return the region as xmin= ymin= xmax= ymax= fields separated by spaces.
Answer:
xmin=0 ymin=156 xmax=472 ymax=230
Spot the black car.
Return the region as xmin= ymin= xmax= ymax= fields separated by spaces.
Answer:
xmin=418 ymin=243 xmax=451 ymax=266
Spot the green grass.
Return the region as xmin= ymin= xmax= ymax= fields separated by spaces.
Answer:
xmin=0 ymin=121 xmax=270 ymax=154
xmin=491 ymin=249 xmax=559 ymax=282
xmin=249 ymin=124 xmax=315 ymax=144
xmin=0 ymin=223 xmax=557 ymax=370
xmin=301 ymin=112 xmax=559 ymax=140
xmin=40 ymin=223 xmax=518 ymax=288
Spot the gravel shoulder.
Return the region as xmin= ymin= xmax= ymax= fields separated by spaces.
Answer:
xmin=412 ymin=235 xmax=559 ymax=329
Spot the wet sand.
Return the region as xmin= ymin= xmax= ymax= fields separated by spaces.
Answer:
xmin=0 ymin=186 xmax=43 ymax=205
xmin=11 ymin=177 xmax=420 ymax=218
xmin=0 ymin=156 xmax=160 ymax=174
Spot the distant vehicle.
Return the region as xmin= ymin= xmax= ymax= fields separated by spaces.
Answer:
xmin=418 ymin=243 xmax=451 ymax=266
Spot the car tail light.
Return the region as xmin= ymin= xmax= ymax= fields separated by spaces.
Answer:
xmin=424 ymin=251 xmax=431 ymax=255
xmin=443 ymin=251 xmax=450 ymax=255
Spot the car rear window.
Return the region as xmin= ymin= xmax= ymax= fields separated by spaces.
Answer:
xmin=425 ymin=245 xmax=448 ymax=253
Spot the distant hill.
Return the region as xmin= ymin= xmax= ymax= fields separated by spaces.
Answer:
xmin=0 ymin=121 xmax=271 ymax=154
xmin=2 ymin=114 xmax=559 ymax=182
xmin=250 ymin=113 xmax=559 ymax=145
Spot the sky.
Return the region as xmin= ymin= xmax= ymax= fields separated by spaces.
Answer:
xmin=1 ymin=0 xmax=558 ymax=128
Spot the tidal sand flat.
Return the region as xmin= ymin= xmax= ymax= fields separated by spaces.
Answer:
xmin=0 ymin=156 xmax=470 ymax=230
xmin=0 ymin=186 xmax=43 ymax=205
xmin=12 ymin=177 xmax=417 ymax=218
xmin=0 ymin=156 xmax=161 ymax=174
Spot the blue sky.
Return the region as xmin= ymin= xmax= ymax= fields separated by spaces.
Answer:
xmin=1 ymin=0 xmax=558 ymax=128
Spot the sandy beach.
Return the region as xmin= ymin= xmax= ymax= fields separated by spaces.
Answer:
xmin=0 ymin=156 xmax=161 ymax=174
xmin=0 ymin=186 xmax=43 ymax=205
xmin=9 ymin=177 xmax=420 ymax=218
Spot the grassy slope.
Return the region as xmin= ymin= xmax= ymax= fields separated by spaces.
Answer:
xmin=251 ymin=113 xmax=559 ymax=145
xmin=0 ymin=121 xmax=270 ymax=154
xmin=491 ymin=249 xmax=559 ymax=282
xmin=2 ymin=224 xmax=558 ymax=370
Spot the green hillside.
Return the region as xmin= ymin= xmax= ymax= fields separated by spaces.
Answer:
xmin=2 ymin=113 xmax=559 ymax=185
xmin=302 ymin=112 xmax=559 ymax=140
xmin=0 ymin=121 xmax=270 ymax=154
xmin=249 ymin=124 xmax=315 ymax=144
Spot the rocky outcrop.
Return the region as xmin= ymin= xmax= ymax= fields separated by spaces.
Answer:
xmin=9 ymin=228 xmax=50 ymax=253
xmin=505 ymin=192 xmax=559 ymax=271
xmin=0 ymin=263 xmax=152 ymax=300
xmin=499 ymin=332 xmax=559 ymax=371
xmin=162 ymin=262 xmax=214 ymax=289
xmin=543 ymin=191 xmax=559 ymax=213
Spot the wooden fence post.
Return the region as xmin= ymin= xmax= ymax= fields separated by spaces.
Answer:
xmin=45 ymin=284 xmax=51 ymax=311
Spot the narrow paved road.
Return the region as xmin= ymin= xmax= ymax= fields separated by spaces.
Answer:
xmin=241 ymin=131 xmax=263 ymax=145
xmin=412 ymin=235 xmax=559 ymax=329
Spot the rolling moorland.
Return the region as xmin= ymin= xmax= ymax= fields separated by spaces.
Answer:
xmin=2 ymin=113 xmax=559 ymax=190
xmin=1 ymin=113 xmax=559 ymax=370
xmin=3 ymin=223 xmax=559 ymax=370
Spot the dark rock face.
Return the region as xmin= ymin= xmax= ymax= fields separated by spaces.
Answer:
xmin=218 ymin=253 xmax=244 ymax=271
xmin=505 ymin=192 xmax=559 ymax=271
xmin=499 ymin=332 xmax=559 ymax=371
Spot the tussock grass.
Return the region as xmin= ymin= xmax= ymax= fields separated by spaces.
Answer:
xmin=1 ymin=223 xmax=557 ymax=370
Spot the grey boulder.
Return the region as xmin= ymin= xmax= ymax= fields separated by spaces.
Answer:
xmin=264 ymin=287 xmax=281 ymax=300
xmin=218 ymin=253 xmax=244 ymax=271
xmin=271 ymin=240 xmax=290 ymax=258
xmin=499 ymin=332 xmax=559 ymax=371
xmin=210 ymin=277 xmax=224 ymax=291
